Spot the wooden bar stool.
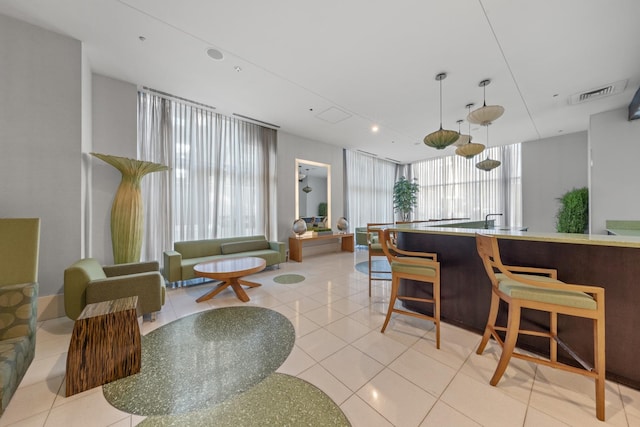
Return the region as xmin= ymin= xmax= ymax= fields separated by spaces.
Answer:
xmin=378 ymin=228 xmax=441 ymax=348
xmin=367 ymin=223 xmax=393 ymax=296
xmin=475 ymin=233 xmax=606 ymax=421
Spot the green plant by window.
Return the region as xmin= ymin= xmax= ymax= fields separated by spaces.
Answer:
xmin=393 ymin=176 xmax=419 ymax=222
xmin=556 ymin=187 xmax=588 ymax=233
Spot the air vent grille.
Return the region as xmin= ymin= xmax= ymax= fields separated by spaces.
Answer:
xmin=579 ymin=86 xmax=613 ymax=101
xmin=569 ymin=79 xmax=628 ymax=105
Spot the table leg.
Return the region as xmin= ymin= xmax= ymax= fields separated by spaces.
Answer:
xmin=289 ymin=237 xmax=302 ymax=262
xmin=196 ymin=281 xmax=231 ymax=302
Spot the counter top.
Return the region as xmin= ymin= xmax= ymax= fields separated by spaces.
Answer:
xmin=376 ymin=221 xmax=640 ymax=248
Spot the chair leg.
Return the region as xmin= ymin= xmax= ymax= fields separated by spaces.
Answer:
xmin=594 ymin=315 xmax=606 ymax=421
xmin=368 ymin=253 xmax=372 ymax=297
xmin=381 ymin=275 xmax=399 ymax=333
xmin=490 ymin=302 xmax=521 ymax=386
xmin=434 ymin=279 xmax=441 ymax=350
xmin=477 ymin=292 xmax=500 ymax=354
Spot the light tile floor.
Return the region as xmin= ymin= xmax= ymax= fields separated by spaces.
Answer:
xmin=2 ymin=248 xmax=638 ymax=426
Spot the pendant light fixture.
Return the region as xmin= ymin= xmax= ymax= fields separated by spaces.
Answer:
xmin=423 ymin=73 xmax=459 ymax=149
xmin=452 ymin=119 xmax=470 ymax=147
xmin=475 ymin=125 xmax=501 ymax=171
xmin=302 ymin=168 xmax=312 ymax=193
xmin=455 ymin=103 xmax=486 ymax=158
xmin=467 ymin=79 xmax=504 ymax=125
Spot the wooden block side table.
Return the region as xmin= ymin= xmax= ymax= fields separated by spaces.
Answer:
xmin=66 ymin=296 xmax=141 ymax=396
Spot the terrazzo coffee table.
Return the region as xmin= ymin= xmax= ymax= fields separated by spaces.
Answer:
xmin=193 ymin=256 xmax=266 ymax=302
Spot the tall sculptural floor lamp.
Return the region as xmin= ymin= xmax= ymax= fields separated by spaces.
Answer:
xmin=91 ymin=153 xmax=169 ymax=264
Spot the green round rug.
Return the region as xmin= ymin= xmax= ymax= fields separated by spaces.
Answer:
xmin=355 ymin=260 xmax=391 ymax=279
xmin=273 ymin=274 xmax=305 ymax=284
xmin=103 ymin=307 xmax=295 ymax=415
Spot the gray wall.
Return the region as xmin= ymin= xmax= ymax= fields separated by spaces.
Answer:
xmin=522 ymin=132 xmax=588 ymax=232
xmin=589 ymin=107 xmax=640 ymax=234
xmin=0 ymin=14 xmax=83 ymax=297
xmin=90 ymin=75 xmax=138 ymax=264
xmin=277 ymin=132 xmax=345 ymax=245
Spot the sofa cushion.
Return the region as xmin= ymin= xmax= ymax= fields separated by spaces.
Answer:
xmin=220 ymin=240 xmax=270 ymax=255
xmin=175 ymin=240 xmax=222 ymax=259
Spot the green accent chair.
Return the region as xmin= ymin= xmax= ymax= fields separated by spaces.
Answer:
xmin=475 ymin=233 xmax=606 ymax=421
xmin=0 ymin=218 xmax=40 ymax=416
xmin=64 ymin=258 xmax=166 ymax=321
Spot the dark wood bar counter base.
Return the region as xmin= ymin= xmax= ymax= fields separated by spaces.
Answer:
xmin=397 ymin=231 xmax=640 ymax=390
xmin=66 ymin=296 xmax=141 ymax=396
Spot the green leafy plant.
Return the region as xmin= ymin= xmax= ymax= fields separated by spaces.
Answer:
xmin=393 ymin=176 xmax=419 ymax=222
xmin=556 ymin=187 xmax=589 ymax=233
xmin=318 ymin=202 xmax=327 ymax=216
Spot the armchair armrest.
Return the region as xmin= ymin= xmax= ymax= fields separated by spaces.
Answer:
xmin=0 ymin=282 xmax=38 ymax=340
xmin=103 ymin=261 xmax=159 ymax=277
xmin=86 ymin=272 xmax=164 ymax=316
xmin=163 ymin=250 xmax=183 ymax=282
xmin=269 ymin=241 xmax=286 ymax=263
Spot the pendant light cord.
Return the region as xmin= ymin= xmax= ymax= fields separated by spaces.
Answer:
xmin=483 ymin=84 xmax=487 ymax=107
xmin=439 ymin=78 xmax=443 ymax=129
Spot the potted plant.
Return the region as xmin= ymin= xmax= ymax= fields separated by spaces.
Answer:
xmin=556 ymin=187 xmax=588 ymax=233
xmin=393 ymin=176 xmax=419 ymax=222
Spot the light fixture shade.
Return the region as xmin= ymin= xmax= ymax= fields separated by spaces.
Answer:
xmin=455 ymin=142 xmax=485 ymax=159
xmin=467 ymin=105 xmax=505 ymax=125
xmin=302 ymin=185 xmax=312 ymax=193
xmin=452 ymin=133 xmax=471 ymax=147
xmin=476 ymin=158 xmax=501 ymax=171
xmin=423 ymin=128 xmax=459 ymax=149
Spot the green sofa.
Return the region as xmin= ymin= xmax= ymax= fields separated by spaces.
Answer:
xmin=163 ymin=235 xmax=286 ymax=283
xmin=64 ymin=258 xmax=166 ymax=321
xmin=0 ymin=218 xmax=39 ymax=416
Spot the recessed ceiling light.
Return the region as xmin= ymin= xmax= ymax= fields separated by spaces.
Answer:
xmin=371 ymin=125 xmax=379 ymax=132
xmin=206 ymin=48 xmax=224 ymax=61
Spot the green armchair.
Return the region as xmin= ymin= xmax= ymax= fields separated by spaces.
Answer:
xmin=0 ymin=218 xmax=40 ymax=416
xmin=64 ymin=258 xmax=166 ymax=321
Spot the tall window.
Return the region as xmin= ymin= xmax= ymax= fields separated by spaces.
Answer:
xmin=137 ymin=91 xmax=277 ymax=263
xmin=345 ymin=150 xmax=399 ymax=227
xmin=411 ymin=144 xmax=522 ymax=226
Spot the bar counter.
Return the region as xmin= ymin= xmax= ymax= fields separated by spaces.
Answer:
xmin=385 ymin=222 xmax=640 ymax=390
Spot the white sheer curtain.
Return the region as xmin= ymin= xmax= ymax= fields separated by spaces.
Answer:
xmin=411 ymin=144 xmax=522 ymax=226
xmin=344 ymin=150 xmax=398 ymax=227
xmin=138 ymin=91 xmax=277 ymax=263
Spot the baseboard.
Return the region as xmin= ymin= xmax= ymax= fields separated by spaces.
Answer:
xmin=38 ymin=293 xmax=66 ymax=321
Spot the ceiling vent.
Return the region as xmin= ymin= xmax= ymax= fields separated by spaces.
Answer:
xmin=315 ymin=107 xmax=352 ymax=124
xmin=569 ymin=79 xmax=628 ymax=105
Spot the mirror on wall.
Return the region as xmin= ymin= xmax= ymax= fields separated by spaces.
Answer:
xmin=295 ymin=159 xmax=331 ymax=228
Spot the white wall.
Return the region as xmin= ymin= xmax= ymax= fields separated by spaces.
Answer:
xmin=90 ymin=74 xmax=138 ymax=264
xmin=521 ymin=132 xmax=588 ymax=232
xmin=0 ymin=14 xmax=83 ymax=299
xmin=277 ymin=132 xmax=345 ymax=245
xmin=589 ymin=107 xmax=640 ymax=234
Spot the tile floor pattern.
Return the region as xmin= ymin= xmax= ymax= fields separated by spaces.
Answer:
xmin=2 ymin=248 xmax=640 ymax=427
